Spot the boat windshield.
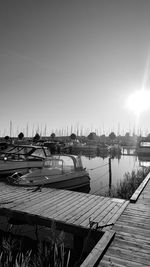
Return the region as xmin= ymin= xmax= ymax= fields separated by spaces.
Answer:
xmin=31 ymin=147 xmax=51 ymax=158
xmin=44 ymin=156 xmax=75 ymax=171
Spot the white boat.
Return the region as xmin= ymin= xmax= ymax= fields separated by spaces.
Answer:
xmin=0 ymin=144 xmax=51 ymax=177
xmin=138 ymin=155 xmax=150 ymax=167
xmin=136 ymin=138 xmax=150 ymax=156
xmin=7 ymin=154 xmax=90 ymax=190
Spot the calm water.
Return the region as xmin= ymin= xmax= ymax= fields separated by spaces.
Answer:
xmin=81 ymin=154 xmax=140 ymax=196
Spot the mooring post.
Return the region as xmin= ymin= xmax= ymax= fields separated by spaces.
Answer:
xmin=109 ymin=157 xmax=112 ymax=189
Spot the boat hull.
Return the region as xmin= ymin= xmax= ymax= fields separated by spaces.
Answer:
xmin=136 ymin=148 xmax=150 ymax=156
xmin=7 ymin=170 xmax=90 ymax=190
xmin=43 ymin=174 xmax=90 ymax=190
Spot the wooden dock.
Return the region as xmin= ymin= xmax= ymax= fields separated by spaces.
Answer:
xmin=1 ymin=173 xmax=150 ymax=267
xmin=0 ymin=182 xmax=128 ymax=235
xmin=98 ymin=173 xmax=150 ymax=267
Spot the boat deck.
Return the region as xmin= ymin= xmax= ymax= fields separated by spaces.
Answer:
xmin=0 ymin=182 xmax=128 ymax=235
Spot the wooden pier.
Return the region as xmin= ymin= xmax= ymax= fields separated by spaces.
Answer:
xmin=0 ymin=182 xmax=128 ymax=234
xmin=98 ymin=172 xmax=150 ymax=267
xmin=0 ymin=172 xmax=150 ymax=266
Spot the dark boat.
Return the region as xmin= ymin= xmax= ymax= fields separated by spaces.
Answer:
xmin=136 ymin=137 xmax=150 ymax=156
xmin=0 ymin=144 xmax=51 ymax=177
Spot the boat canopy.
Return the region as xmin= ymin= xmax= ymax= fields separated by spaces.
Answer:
xmin=0 ymin=145 xmax=51 ymax=159
xmin=43 ymin=155 xmax=83 ymax=171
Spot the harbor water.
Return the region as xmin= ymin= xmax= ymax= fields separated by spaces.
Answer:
xmin=81 ymin=154 xmax=140 ymax=196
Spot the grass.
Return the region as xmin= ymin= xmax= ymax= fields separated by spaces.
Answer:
xmin=0 ymin=220 xmax=71 ymax=267
xmin=0 ymin=220 xmax=102 ymax=267
xmin=107 ymin=167 xmax=150 ymax=200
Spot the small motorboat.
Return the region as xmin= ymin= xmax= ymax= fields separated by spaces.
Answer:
xmin=136 ymin=137 xmax=150 ymax=156
xmin=0 ymin=144 xmax=51 ymax=178
xmin=138 ymin=155 xmax=150 ymax=168
xmin=7 ymin=154 xmax=90 ymax=190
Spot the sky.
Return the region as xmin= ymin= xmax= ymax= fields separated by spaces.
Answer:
xmin=1 ymin=0 xmax=150 ymax=137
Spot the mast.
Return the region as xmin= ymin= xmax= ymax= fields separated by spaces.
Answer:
xmin=10 ymin=120 xmax=12 ymax=137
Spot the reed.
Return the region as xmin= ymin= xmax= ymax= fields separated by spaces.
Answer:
xmin=108 ymin=167 xmax=150 ymax=200
xmin=0 ymin=221 xmax=71 ymax=267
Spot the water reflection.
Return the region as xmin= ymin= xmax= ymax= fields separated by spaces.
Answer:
xmin=80 ymin=153 xmax=139 ymax=196
xmin=72 ymin=183 xmax=91 ymax=193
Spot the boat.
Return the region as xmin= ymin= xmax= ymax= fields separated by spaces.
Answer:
xmin=0 ymin=144 xmax=51 ymax=178
xmin=69 ymin=142 xmax=109 ymax=156
xmin=0 ymin=141 xmax=9 ymax=151
xmin=138 ymin=155 xmax=150 ymax=168
xmin=136 ymin=137 xmax=150 ymax=156
xmin=7 ymin=154 xmax=90 ymax=190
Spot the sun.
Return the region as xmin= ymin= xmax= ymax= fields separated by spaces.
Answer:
xmin=126 ymin=90 xmax=150 ymax=116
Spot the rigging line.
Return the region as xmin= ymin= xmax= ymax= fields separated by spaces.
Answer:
xmin=87 ymin=162 xmax=108 ymax=171
xmin=90 ymin=171 xmax=109 ymax=185
xmin=98 ymin=170 xmax=109 ymax=179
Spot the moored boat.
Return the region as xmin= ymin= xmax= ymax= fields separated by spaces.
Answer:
xmin=7 ymin=154 xmax=90 ymax=190
xmin=136 ymin=137 xmax=150 ymax=156
xmin=0 ymin=144 xmax=51 ymax=178
xmin=138 ymin=155 xmax=150 ymax=167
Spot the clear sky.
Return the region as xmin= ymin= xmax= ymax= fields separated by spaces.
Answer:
xmin=1 ymin=0 xmax=150 ymax=137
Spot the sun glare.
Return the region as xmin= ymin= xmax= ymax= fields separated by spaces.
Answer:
xmin=126 ymin=90 xmax=150 ymax=116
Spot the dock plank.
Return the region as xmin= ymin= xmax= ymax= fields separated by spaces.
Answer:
xmin=106 ymin=246 xmax=150 ymax=265
xmin=100 ymin=256 xmax=147 ymax=267
xmin=54 ymin=199 xmax=108 ymax=225
xmin=64 ymin=197 xmax=108 ymax=224
xmin=70 ymin=198 xmax=112 ymax=226
xmin=51 ymin=194 xmax=98 ymax=219
xmin=79 ymin=201 xmax=117 ymax=227
xmin=106 ymin=201 xmax=129 ymax=226
xmin=112 ymin=237 xmax=150 ymax=254
xmin=35 ymin=190 xmax=98 ymax=216
xmin=95 ymin=202 xmax=125 ymax=228
xmin=21 ymin=189 xmax=74 ymax=213
xmin=1 ymin=188 xmax=59 ymax=210
xmin=39 ymin=192 xmax=97 ymax=218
